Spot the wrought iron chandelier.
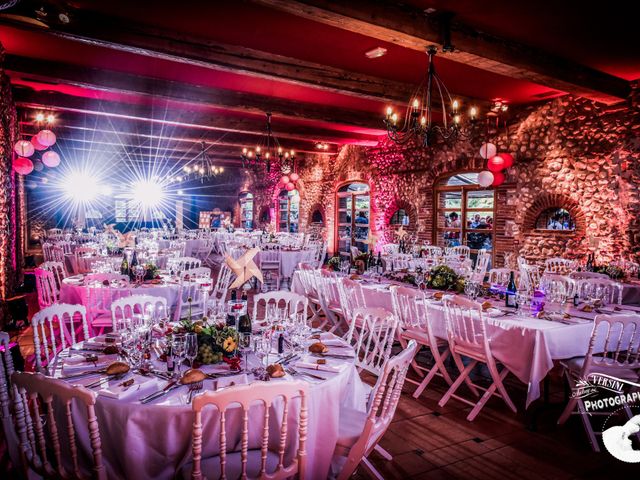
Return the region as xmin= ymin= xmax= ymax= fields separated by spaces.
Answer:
xmin=240 ymin=113 xmax=295 ymax=173
xmin=384 ymin=46 xmax=478 ymax=147
xmin=179 ymin=141 xmax=223 ymax=182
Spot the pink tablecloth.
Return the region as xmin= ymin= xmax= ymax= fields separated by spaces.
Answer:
xmin=291 ymin=272 xmax=594 ymax=407
xmin=52 ymin=337 xmax=368 ymax=479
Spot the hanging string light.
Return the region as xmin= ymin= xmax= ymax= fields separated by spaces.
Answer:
xmin=384 ymin=46 xmax=478 ymax=147
xmin=240 ymin=113 xmax=295 ymax=173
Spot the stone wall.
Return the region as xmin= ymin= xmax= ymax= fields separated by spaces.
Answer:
xmin=244 ymin=89 xmax=640 ymax=267
xmin=0 ymin=43 xmax=23 ymax=298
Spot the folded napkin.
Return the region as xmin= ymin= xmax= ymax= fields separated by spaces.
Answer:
xmin=97 ymin=374 xmax=160 ymax=400
xmin=321 ymin=338 xmax=349 ymax=347
xmin=217 ymin=373 xmax=249 ymax=389
xmin=83 ymin=334 xmax=121 ymax=350
xmin=61 ymin=354 xmax=118 ymax=375
xmin=294 ymin=360 xmax=343 ymax=373
xmin=484 ymin=308 xmax=504 ymax=318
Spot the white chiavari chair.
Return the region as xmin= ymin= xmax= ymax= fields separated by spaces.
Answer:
xmin=544 ymin=257 xmax=577 ymax=274
xmin=31 ymin=304 xmax=90 ymax=372
xmin=111 ymin=295 xmax=168 ymax=331
xmin=345 ymin=307 xmax=398 ymax=378
xmin=296 ymin=269 xmax=323 ymax=325
xmin=42 ymin=242 xmax=54 ymax=262
xmin=540 ymin=273 xmax=578 ymax=300
xmin=12 ymin=372 xmax=107 ymax=480
xmin=174 ymin=268 xmax=212 ymax=321
xmin=34 ymin=268 xmax=59 ymax=310
xmin=470 ymin=251 xmax=491 ymax=283
xmin=0 ymin=332 xmax=21 ymax=472
xmin=252 ymin=291 xmax=308 ymax=323
xmin=445 ymin=245 xmax=470 ymax=258
xmin=314 ymin=270 xmax=344 ymax=332
xmin=74 ymin=246 xmax=97 ymax=274
xmin=390 ymin=253 xmax=412 ymax=270
xmin=194 ymin=237 xmax=215 ymax=266
xmin=50 ymin=245 xmax=66 ymax=264
xmin=183 ymin=381 xmax=308 ymax=480
xmin=382 ymin=244 xmax=399 ymax=255
xmin=519 ymin=263 xmax=542 ymax=293
xmin=423 ymin=245 xmax=442 ymax=257
xmin=47 ymin=227 xmax=63 ymax=237
xmin=314 ymin=241 xmax=328 ymax=269
xmin=487 ymin=268 xmax=514 ymax=287
xmin=333 ymin=340 xmax=418 ymax=480
xmin=259 ymin=249 xmax=282 ymax=291
xmin=83 ymin=284 xmax=118 ymax=336
xmin=58 ymin=240 xmax=74 ymax=255
xmin=337 ymin=278 xmax=367 ymax=323
xmin=558 ymin=314 xmax=640 ymax=451
xmin=439 ymin=295 xmax=517 ymax=421
xmin=576 ymin=278 xmax=623 ymax=305
xmin=211 ymin=264 xmax=234 ymax=303
xmin=169 ymin=240 xmax=187 ymax=257
xmin=39 ymin=261 xmax=68 ymax=292
xmin=168 ymin=256 xmax=202 ymax=273
xmin=390 ymin=286 xmax=454 ymax=399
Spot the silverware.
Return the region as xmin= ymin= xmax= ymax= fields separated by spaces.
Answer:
xmin=85 ymin=372 xmax=128 ymax=389
xmin=139 ymin=380 xmax=179 ymax=404
xmin=287 ymin=367 xmax=325 ymax=381
xmin=312 ymin=353 xmax=354 ymax=360
xmin=187 ymin=381 xmax=203 ymax=403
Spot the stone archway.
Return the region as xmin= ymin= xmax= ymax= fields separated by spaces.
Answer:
xmin=522 ymin=193 xmax=586 ymax=234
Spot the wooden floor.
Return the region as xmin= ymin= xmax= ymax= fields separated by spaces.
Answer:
xmin=7 ymin=290 xmax=640 ymax=479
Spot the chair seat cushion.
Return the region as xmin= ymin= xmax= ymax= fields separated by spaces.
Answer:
xmin=336 ymin=407 xmax=368 ymax=449
xmin=560 ymin=356 xmax=640 ymax=381
xmin=180 ymin=449 xmax=283 ymax=479
xmin=401 ymin=328 xmax=446 ymax=347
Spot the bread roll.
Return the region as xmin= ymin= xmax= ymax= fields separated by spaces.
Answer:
xmin=103 ymin=345 xmax=119 ymax=355
xmin=433 ymin=292 xmax=444 ymax=300
xmin=106 ymin=362 xmax=130 ymax=375
xmin=309 ymin=342 xmax=329 ymax=354
xmin=481 ymin=301 xmax=492 ymax=311
xmin=180 ymin=369 xmax=207 ymax=385
xmin=266 ymin=363 xmax=286 ymax=378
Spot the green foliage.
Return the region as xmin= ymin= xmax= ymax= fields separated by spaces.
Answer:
xmin=427 ymin=265 xmax=463 ymax=291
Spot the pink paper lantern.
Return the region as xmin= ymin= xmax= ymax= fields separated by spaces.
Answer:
xmin=285 ymin=182 xmax=295 ymax=191
xmin=487 ymin=155 xmax=506 ymax=172
xmin=14 ymin=140 xmax=35 ymax=157
xmin=13 ymin=157 xmax=34 ymax=175
xmin=42 ymin=150 xmax=61 ymax=168
xmin=500 ymin=153 xmax=514 ymax=168
xmin=492 ymin=171 xmax=505 ymax=187
xmin=289 ymin=172 xmax=299 ymax=182
xmin=479 ymin=142 xmax=497 ymax=160
xmin=31 ymin=136 xmax=48 ymax=151
xmin=280 ymin=175 xmax=290 ymax=185
xmin=477 ymin=170 xmax=494 ymax=188
xmin=37 ymin=129 xmax=57 ymax=147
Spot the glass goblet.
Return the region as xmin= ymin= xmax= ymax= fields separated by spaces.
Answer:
xmin=185 ymin=333 xmax=198 ymax=369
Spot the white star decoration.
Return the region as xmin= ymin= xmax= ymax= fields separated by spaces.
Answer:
xmin=225 ymin=247 xmax=264 ymax=289
xmin=395 ymin=225 xmax=408 ymax=240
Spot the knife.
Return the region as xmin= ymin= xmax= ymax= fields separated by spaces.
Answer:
xmin=139 ymin=380 xmax=179 ymax=404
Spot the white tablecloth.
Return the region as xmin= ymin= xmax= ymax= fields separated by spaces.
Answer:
xmin=292 ymin=272 xmax=596 ymax=407
xmin=51 ymin=337 xmax=367 ymax=479
xmin=255 ymin=249 xmax=315 ymax=278
xmin=60 ymin=278 xmax=181 ymax=311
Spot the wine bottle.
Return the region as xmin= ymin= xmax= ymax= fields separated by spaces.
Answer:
xmin=130 ymin=250 xmax=138 ymax=268
xmin=120 ymin=252 xmax=129 ymax=276
xmin=166 ymin=343 xmax=175 ymax=374
xmin=505 ymin=271 xmax=517 ymax=308
xmin=230 ymin=289 xmax=237 ymax=302
xmin=586 ymin=253 xmax=593 ymax=272
xmin=376 ymin=252 xmax=383 ymax=273
xmin=277 ymin=333 xmax=285 ymax=354
xmin=238 ymin=312 xmax=252 ymax=349
xmin=241 ymin=289 xmax=248 ymax=303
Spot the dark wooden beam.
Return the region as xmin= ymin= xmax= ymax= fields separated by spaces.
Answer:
xmin=13 ymin=89 xmax=380 ymax=145
xmin=253 ymin=0 xmax=631 ymax=104
xmin=0 ymin=12 xmax=416 ymax=105
xmin=6 ymin=54 xmax=383 ymax=131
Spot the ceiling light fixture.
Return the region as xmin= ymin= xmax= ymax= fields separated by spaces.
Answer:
xmin=175 ymin=141 xmax=222 ymax=183
xmin=240 ymin=113 xmax=295 ymax=173
xmin=384 ymin=46 xmax=478 ymax=147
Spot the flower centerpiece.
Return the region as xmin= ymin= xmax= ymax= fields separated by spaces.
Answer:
xmin=175 ymin=318 xmax=240 ymax=365
xmin=426 ymin=265 xmax=465 ymax=292
xmin=384 ymin=270 xmax=417 ymax=286
xmin=143 ymin=263 xmax=159 ymax=281
xmin=593 ymin=264 xmax=625 ymax=280
xmin=325 ymin=256 xmax=340 ymax=271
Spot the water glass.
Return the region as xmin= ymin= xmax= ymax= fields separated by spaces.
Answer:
xmin=185 ymin=333 xmax=198 ymax=369
xmin=172 ymin=334 xmax=186 ymax=375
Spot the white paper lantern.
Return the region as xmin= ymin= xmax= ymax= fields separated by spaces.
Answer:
xmin=14 ymin=140 xmax=35 ymax=157
xmin=42 ymin=150 xmax=61 ymax=168
xmin=37 ymin=129 xmax=57 ymax=147
xmin=479 ymin=142 xmax=497 ymax=160
xmin=477 ymin=170 xmax=494 ymax=187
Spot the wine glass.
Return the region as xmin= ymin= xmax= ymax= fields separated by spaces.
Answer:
xmin=415 ymin=273 xmax=425 ymax=291
xmin=172 ymin=334 xmax=186 ymax=376
xmin=185 ymin=333 xmax=198 ymax=369
xmin=134 ymin=265 xmax=145 ymax=285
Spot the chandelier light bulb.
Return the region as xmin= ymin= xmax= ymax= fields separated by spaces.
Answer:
xmin=278 ymin=147 xmax=283 ymax=154
xmin=242 ymin=147 xmax=247 ymax=154
xmin=265 ymin=152 xmax=270 ymax=159
xmin=256 ymin=146 xmax=261 ymax=153
xmin=391 ymin=113 xmax=398 ymax=124
xmin=412 ymin=98 xmax=419 ymax=109
xmin=470 ymin=107 xmax=478 ymax=118
xmin=35 ymin=113 xmax=45 ymax=122
xmin=247 ymin=151 xmax=253 ymax=158
xmin=284 ymin=152 xmax=289 ymax=159
xmin=420 ymin=116 xmax=427 ymax=126
xmin=46 ymin=114 xmax=55 ymax=124
xmin=453 ymin=115 xmax=461 ymax=124
xmin=452 ymin=100 xmax=459 ymax=111
xmin=386 ymin=106 xmax=393 ymax=117
xmin=290 ymin=150 xmax=295 ymax=157
xmin=220 ymin=167 xmax=224 ymax=173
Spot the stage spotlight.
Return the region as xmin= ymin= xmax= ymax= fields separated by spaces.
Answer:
xmin=100 ymin=185 xmax=113 ymax=196
xmin=132 ymin=180 xmax=164 ymax=208
xmin=64 ymin=172 xmax=99 ymax=203
xmin=177 ymin=189 xmax=184 ymax=196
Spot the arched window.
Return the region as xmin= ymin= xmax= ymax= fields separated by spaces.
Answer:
xmin=310 ymin=209 xmax=324 ymax=225
xmin=435 ymin=172 xmax=495 ymax=261
xmin=259 ymin=206 xmax=271 ymax=224
xmin=239 ymin=192 xmax=254 ymax=229
xmin=389 ymin=209 xmax=409 ymax=226
xmin=336 ymin=182 xmax=370 ymax=254
xmin=277 ymin=189 xmax=300 ymax=233
xmin=535 ymin=207 xmax=575 ymax=231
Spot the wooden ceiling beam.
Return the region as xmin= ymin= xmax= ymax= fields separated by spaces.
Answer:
xmin=6 ymin=54 xmax=384 ymax=131
xmin=13 ymin=89 xmax=379 ymax=145
xmin=253 ymin=0 xmax=631 ymax=104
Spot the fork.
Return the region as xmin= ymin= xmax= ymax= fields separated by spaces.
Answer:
xmin=187 ymin=381 xmax=203 ymax=403
xmin=287 ymin=367 xmax=324 ymax=381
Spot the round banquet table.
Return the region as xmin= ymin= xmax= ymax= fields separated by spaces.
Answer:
xmin=51 ymin=334 xmax=368 ymax=479
xmin=256 ymin=249 xmax=315 ymax=278
xmin=59 ymin=276 xmax=181 ymax=311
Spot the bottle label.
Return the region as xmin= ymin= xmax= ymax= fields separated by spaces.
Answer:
xmin=506 ymin=293 xmax=517 ymax=308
